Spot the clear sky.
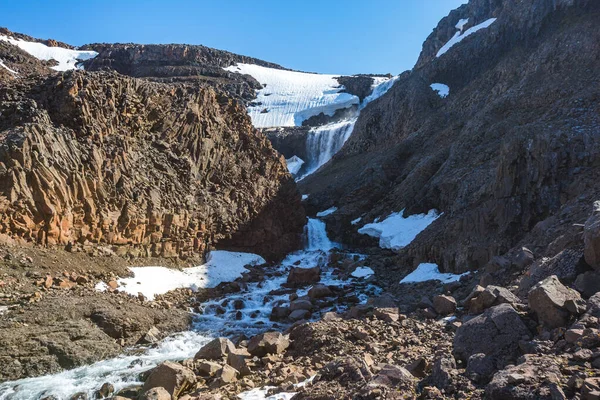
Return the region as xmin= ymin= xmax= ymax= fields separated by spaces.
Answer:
xmin=1 ymin=0 xmax=467 ymax=75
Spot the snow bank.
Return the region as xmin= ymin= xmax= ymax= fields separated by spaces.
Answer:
xmin=358 ymin=209 xmax=440 ymax=251
xmin=285 ymin=155 xmax=304 ymax=175
xmin=351 ymin=267 xmax=375 ymax=278
xmin=436 ymin=18 xmax=497 ymax=58
xmin=430 ymin=83 xmax=450 ymax=98
xmin=316 ymin=207 xmax=337 ymax=217
xmin=0 ymin=35 xmax=98 ymax=71
xmin=224 ymin=63 xmax=359 ymax=128
xmin=96 ymin=251 xmax=265 ymax=300
xmin=0 ymin=59 xmax=18 ymax=75
xmin=400 ymin=263 xmax=468 ymax=284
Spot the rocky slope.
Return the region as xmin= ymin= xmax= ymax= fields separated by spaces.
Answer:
xmin=301 ymin=0 xmax=600 ymax=274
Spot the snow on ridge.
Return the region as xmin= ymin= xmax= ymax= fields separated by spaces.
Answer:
xmin=95 ymin=250 xmax=265 ymax=300
xmin=0 ymin=59 xmax=18 ymax=75
xmin=400 ymin=263 xmax=468 ymax=284
xmin=436 ymin=18 xmax=497 ymax=58
xmin=316 ymin=207 xmax=337 ymax=217
xmin=358 ymin=209 xmax=440 ymax=251
xmin=0 ymin=35 xmax=98 ymax=71
xmin=430 ymin=83 xmax=450 ymax=98
xmin=224 ymin=63 xmax=359 ymax=128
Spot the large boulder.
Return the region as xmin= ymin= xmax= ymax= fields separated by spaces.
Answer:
xmin=140 ymin=387 xmax=171 ymax=400
xmin=584 ymin=202 xmax=600 ymax=270
xmin=194 ymin=338 xmax=236 ymax=360
xmin=528 ymin=275 xmax=582 ymax=328
xmin=142 ymin=361 xmax=196 ymax=399
xmin=287 ymin=266 xmax=321 ymax=287
xmin=453 ymin=304 xmax=531 ymax=364
xmin=432 ymin=295 xmax=457 ymax=316
xmin=247 ymin=332 xmax=290 ymax=357
xmin=468 ymin=285 xmax=521 ymax=314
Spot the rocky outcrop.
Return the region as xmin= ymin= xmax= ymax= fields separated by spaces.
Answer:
xmin=300 ymin=0 xmax=600 ymax=274
xmin=0 ymin=71 xmax=305 ymax=261
xmin=584 ymin=202 xmax=600 ymax=270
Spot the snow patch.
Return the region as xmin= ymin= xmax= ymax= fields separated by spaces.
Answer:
xmin=0 ymin=35 xmax=98 ymax=71
xmin=358 ymin=209 xmax=440 ymax=251
xmin=430 ymin=83 xmax=449 ymax=98
xmin=351 ymin=267 xmax=375 ymax=278
xmin=285 ymin=155 xmax=304 ymax=175
xmin=0 ymin=59 xmax=18 ymax=75
xmin=238 ymin=388 xmax=295 ymax=400
xmin=316 ymin=207 xmax=337 ymax=217
xmin=301 ymin=194 xmax=309 ymax=201
xmin=96 ymin=251 xmax=265 ymax=300
xmin=360 ymin=75 xmax=400 ymax=109
xmin=224 ymin=63 xmax=359 ymax=128
xmin=351 ymin=217 xmax=362 ymax=225
xmin=400 ymin=263 xmax=468 ymax=284
xmin=436 ymin=18 xmax=497 ymax=58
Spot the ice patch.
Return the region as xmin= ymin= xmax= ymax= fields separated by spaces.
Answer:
xmin=316 ymin=207 xmax=337 ymax=217
xmin=351 ymin=217 xmax=362 ymax=225
xmin=0 ymin=35 xmax=98 ymax=71
xmin=358 ymin=209 xmax=440 ymax=251
xmin=0 ymin=59 xmax=18 ymax=75
xmin=436 ymin=18 xmax=497 ymax=58
xmin=430 ymin=83 xmax=450 ymax=98
xmin=96 ymin=251 xmax=265 ymax=300
xmin=301 ymin=194 xmax=309 ymax=201
xmin=224 ymin=63 xmax=359 ymax=128
xmin=400 ymin=263 xmax=468 ymax=284
xmin=285 ymin=155 xmax=304 ymax=175
xmin=351 ymin=267 xmax=375 ymax=278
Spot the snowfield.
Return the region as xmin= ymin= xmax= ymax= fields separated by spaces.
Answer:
xmin=224 ymin=63 xmax=359 ymax=128
xmin=400 ymin=263 xmax=468 ymax=284
xmin=436 ymin=18 xmax=497 ymax=58
xmin=358 ymin=209 xmax=440 ymax=251
xmin=0 ymin=34 xmax=98 ymax=71
xmin=96 ymin=251 xmax=265 ymax=300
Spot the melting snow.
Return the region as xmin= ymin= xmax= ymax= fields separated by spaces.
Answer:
xmin=0 ymin=35 xmax=98 ymax=71
xmin=400 ymin=263 xmax=468 ymax=284
xmin=316 ymin=207 xmax=337 ymax=217
xmin=96 ymin=251 xmax=265 ymax=300
xmin=456 ymin=18 xmax=470 ymax=32
xmin=224 ymin=63 xmax=359 ymax=128
xmin=430 ymin=83 xmax=450 ymax=98
xmin=285 ymin=155 xmax=305 ymax=175
xmin=436 ymin=18 xmax=497 ymax=58
xmin=0 ymin=59 xmax=18 ymax=75
xmin=351 ymin=267 xmax=375 ymax=278
xmin=358 ymin=209 xmax=440 ymax=251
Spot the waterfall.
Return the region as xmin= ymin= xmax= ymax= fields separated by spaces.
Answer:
xmin=305 ymin=218 xmax=335 ymax=251
xmin=298 ymin=118 xmax=357 ymax=179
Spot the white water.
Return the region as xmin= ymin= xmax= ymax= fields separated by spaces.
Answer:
xmin=0 ymin=219 xmax=377 ymax=399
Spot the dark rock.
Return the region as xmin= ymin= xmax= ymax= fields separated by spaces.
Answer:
xmin=287 ymin=266 xmax=321 ymax=287
xmin=432 ymin=295 xmax=457 ymax=316
xmin=528 ymin=275 xmax=582 ymax=328
xmin=194 ymin=338 xmax=236 ymax=361
xmin=585 ymin=202 xmax=600 ymax=270
xmin=466 ymin=353 xmax=495 ymax=383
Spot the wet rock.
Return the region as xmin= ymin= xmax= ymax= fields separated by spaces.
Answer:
xmin=584 ymin=202 xmax=600 ymax=270
xmin=96 ymin=382 xmax=114 ymax=398
xmin=142 ymin=361 xmax=196 ymax=398
xmin=528 ymin=275 xmax=582 ymax=328
xmin=247 ymin=332 xmax=289 ymax=357
xmin=140 ymin=387 xmax=171 ymax=400
xmin=287 ymin=266 xmax=321 ymax=287
xmin=454 ymin=304 xmax=531 ymax=363
xmin=290 ymin=299 xmax=313 ymax=311
xmin=432 ymin=295 xmax=457 ymax=316
xmin=308 ymin=284 xmax=333 ymax=299
xmin=270 ymin=306 xmax=291 ymax=321
xmin=289 ymin=309 xmax=310 ymax=321
xmin=194 ymin=338 xmax=236 ymax=360
xmin=139 ymin=327 xmax=161 ymax=345
xmin=68 ymin=393 xmax=87 ymax=400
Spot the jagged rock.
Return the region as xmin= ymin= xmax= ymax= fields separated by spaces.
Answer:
xmin=139 ymin=327 xmax=161 ymax=344
xmin=468 ymin=285 xmax=522 ymax=314
xmin=406 ymin=358 xmax=428 ymax=378
xmin=194 ymin=338 xmax=236 ymax=361
xmin=368 ymin=364 xmax=416 ymax=389
xmin=513 ymin=248 xmax=535 ymax=270
xmin=575 ymin=271 xmax=600 ymax=298
xmin=96 ymin=382 xmax=114 ymax=398
xmin=432 ymin=295 xmax=457 ymax=316
xmin=227 ymin=352 xmax=251 ymax=376
xmin=528 ymin=275 xmax=582 ymax=328
xmin=140 ymin=387 xmax=171 ymax=400
xmin=308 ymin=284 xmax=333 ymax=299
xmin=373 ymin=308 xmax=402 ymax=323
xmin=454 ymin=304 xmax=531 ymax=364
xmin=584 ymin=202 xmax=600 ymax=270
xmin=582 ymin=377 xmax=600 ymax=400
xmin=247 ymin=332 xmax=289 ymax=357
xmin=431 ymin=355 xmax=456 ymax=390
xmin=142 ymin=361 xmax=196 ymax=399
xmin=197 ymin=361 xmax=222 ymax=376
xmin=286 ymin=266 xmax=321 ymax=287
xmin=217 ymin=364 xmax=239 ymax=383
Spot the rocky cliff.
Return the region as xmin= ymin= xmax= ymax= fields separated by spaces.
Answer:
xmin=0 ymin=70 xmax=305 ymax=261
xmin=300 ymin=0 xmax=600 ymax=273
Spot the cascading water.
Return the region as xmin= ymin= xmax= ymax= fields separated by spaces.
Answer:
xmin=305 ymin=218 xmax=336 ymax=251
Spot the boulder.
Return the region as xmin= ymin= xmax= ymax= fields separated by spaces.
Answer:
xmin=528 ymin=275 xmax=582 ymax=328
xmin=289 ymin=309 xmax=310 ymax=321
xmin=466 ymin=353 xmax=495 ymax=383
xmin=584 ymin=202 xmax=600 ymax=270
xmin=575 ymin=271 xmax=600 ymax=298
xmin=197 ymin=361 xmax=222 ymax=376
xmin=194 ymin=338 xmax=236 ymax=360
xmin=139 ymin=327 xmax=161 ymax=344
xmin=247 ymin=332 xmax=289 ymax=357
xmin=582 ymin=377 xmax=600 ymax=400
xmin=270 ymin=306 xmax=290 ymax=321
xmin=431 ymin=355 xmax=457 ymax=390
xmin=454 ymin=304 xmax=531 ymax=363
xmin=287 ymin=266 xmax=321 ymax=287
xmin=373 ymin=308 xmax=402 ymax=323
xmin=468 ymin=285 xmax=521 ymax=314
xmin=290 ymin=299 xmax=313 ymax=311
xmin=142 ymin=361 xmax=196 ymax=399
xmin=432 ymin=295 xmax=457 ymax=316
xmin=140 ymin=387 xmax=171 ymax=400
xmin=513 ymin=247 xmax=535 ymax=269
xmin=368 ymin=364 xmax=416 ymax=391
xmin=96 ymin=382 xmax=114 ymax=398
xmin=218 ymin=364 xmax=239 ymax=383
xmin=308 ymin=284 xmax=333 ymax=299
xmin=227 ymin=352 xmax=251 ymax=376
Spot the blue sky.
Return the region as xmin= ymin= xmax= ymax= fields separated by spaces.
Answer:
xmin=1 ymin=0 xmax=466 ymax=75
